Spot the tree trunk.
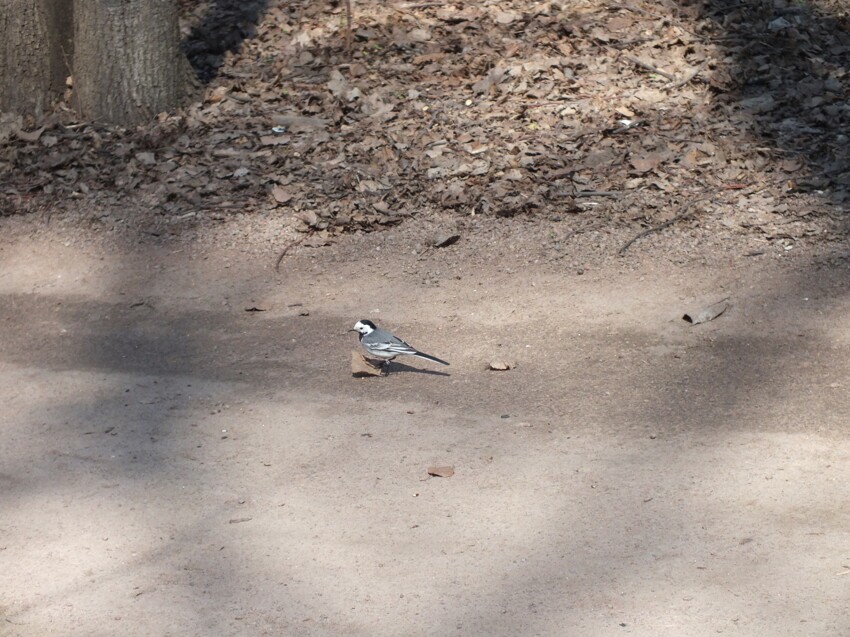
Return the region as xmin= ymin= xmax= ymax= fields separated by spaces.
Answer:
xmin=73 ymin=0 xmax=191 ymax=125
xmin=0 ymin=0 xmax=73 ymax=116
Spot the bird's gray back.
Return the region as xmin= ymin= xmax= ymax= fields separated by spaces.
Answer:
xmin=364 ymin=327 xmax=406 ymax=346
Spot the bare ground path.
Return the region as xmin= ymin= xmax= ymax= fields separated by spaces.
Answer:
xmin=1 ymin=220 xmax=849 ymax=636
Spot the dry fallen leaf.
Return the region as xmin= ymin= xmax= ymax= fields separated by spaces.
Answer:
xmin=630 ymin=152 xmax=664 ymax=174
xmin=352 ymin=350 xmax=383 ymax=377
xmin=682 ymin=299 xmax=730 ymax=325
xmin=298 ymin=210 xmax=319 ymax=227
xmin=15 ymin=126 xmax=46 ymax=143
xmin=207 ymin=86 xmax=229 ymax=103
xmin=493 ymin=10 xmax=519 ymax=25
xmin=489 ymin=360 xmax=515 ymax=371
xmin=271 ymin=184 xmax=293 ymax=204
xmin=427 ymin=466 xmax=455 ymax=478
xmin=432 ymin=233 xmax=460 ymax=248
xmin=472 ymin=67 xmax=506 ymax=94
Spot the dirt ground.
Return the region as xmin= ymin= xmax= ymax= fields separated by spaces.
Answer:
xmin=4 ymin=0 xmax=850 ymax=633
xmin=1 ymin=214 xmax=848 ymax=637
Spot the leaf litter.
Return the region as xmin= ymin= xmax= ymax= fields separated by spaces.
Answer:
xmin=2 ymin=0 xmax=850 ymax=253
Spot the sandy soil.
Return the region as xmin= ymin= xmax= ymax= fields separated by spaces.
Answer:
xmin=1 ymin=216 xmax=849 ymax=636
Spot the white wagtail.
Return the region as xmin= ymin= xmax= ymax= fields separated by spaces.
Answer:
xmin=350 ymin=319 xmax=449 ymax=369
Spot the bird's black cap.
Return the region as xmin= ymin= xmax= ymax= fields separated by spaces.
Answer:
xmin=359 ymin=319 xmax=377 ymax=328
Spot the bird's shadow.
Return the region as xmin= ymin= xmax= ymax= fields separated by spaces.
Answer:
xmin=387 ymin=361 xmax=451 ymax=377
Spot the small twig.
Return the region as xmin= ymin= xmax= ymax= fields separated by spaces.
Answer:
xmin=523 ymin=99 xmax=589 ymax=109
xmin=208 ymin=203 xmax=244 ymax=209
xmin=624 ymin=55 xmax=677 ymax=81
xmin=274 ymin=229 xmax=315 ymax=273
xmin=656 ymin=133 xmax=711 ymax=144
xmin=666 ymin=59 xmax=710 ymax=90
xmin=344 ymin=0 xmax=353 ymax=53
xmin=552 ymin=218 xmax=609 ymax=261
xmin=399 ymin=1 xmax=444 ymax=7
xmin=576 ymin=190 xmax=620 ymax=198
xmin=619 ymin=196 xmax=713 ymax=255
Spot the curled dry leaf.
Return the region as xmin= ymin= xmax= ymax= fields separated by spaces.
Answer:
xmin=298 ymin=210 xmax=319 ymax=227
xmin=682 ymin=299 xmax=729 ymax=325
xmin=432 ymin=233 xmax=460 ymax=248
xmin=15 ymin=126 xmax=46 ymax=143
xmin=489 ymin=360 xmax=515 ymax=371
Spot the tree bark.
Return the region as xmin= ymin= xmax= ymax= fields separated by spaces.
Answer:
xmin=0 ymin=0 xmax=73 ymax=116
xmin=73 ymin=0 xmax=191 ymax=125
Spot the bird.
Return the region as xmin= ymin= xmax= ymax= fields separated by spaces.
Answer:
xmin=350 ymin=319 xmax=449 ymax=370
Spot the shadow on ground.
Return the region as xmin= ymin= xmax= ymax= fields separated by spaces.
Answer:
xmin=4 ymin=0 xmax=850 ymax=633
xmin=2 ymin=247 xmax=850 ymax=632
xmin=695 ymin=0 xmax=850 ymax=214
xmin=181 ymin=0 xmax=269 ymax=82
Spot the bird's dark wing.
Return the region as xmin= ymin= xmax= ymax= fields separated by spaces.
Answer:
xmin=368 ymin=338 xmax=419 ymax=356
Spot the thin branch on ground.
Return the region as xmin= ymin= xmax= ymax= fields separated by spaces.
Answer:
xmin=274 ymin=229 xmax=315 ymax=273
xmin=344 ymin=0 xmax=353 ymax=52
xmin=666 ymin=59 xmax=710 ymax=90
xmin=398 ymin=1 xmax=444 ymax=7
xmin=619 ymin=197 xmax=713 ymax=255
xmin=552 ymin=218 xmax=609 ymax=261
xmin=575 ymin=190 xmax=620 ymax=198
xmin=624 ymin=55 xmax=678 ymax=81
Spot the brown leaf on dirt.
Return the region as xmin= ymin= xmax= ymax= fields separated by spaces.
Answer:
xmin=432 ymin=234 xmax=460 ymax=248
xmin=630 ymin=152 xmax=664 ymax=174
xmin=326 ymin=70 xmax=348 ymax=97
xmin=682 ymin=299 xmax=730 ymax=325
xmin=298 ymin=210 xmax=319 ymax=228
xmin=271 ymin=185 xmax=293 ymax=204
xmin=352 ymin=351 xmax=383 ymax=377
xmin=493 ymin=10 xmax=519 ymax=25
xmin=489 ymin=360 xmax=515 ymax=371
xmin=135 ymin=152 xmax=156 ymax=166
xmin=680 ymin=147 xmax=704 ymax=170
xmin=15 ymin=126 xmax=46 ymax=143
xmin=427 ymin=466 xmax=455 ymax=478
xmin=207 ymin=86 xmax=229 ymax=103
xmin=472 ymin=67 xmax=506 ymax=94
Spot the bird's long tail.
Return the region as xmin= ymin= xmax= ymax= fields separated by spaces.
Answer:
xmin=413 ymin=351 xmax=450 ymax=366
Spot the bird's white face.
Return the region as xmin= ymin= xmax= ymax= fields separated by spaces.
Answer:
xmin=352 ymin=320 xmax=375 ymax=335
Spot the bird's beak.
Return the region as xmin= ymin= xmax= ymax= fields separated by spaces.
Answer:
xmin=348 ymin=328 xmax=357 ymax=332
